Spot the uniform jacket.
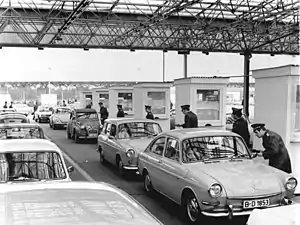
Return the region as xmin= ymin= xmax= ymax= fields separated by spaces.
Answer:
xmin=262 ymin=129 xmax=292 ymax=174
xmin=117 ymin=110 xmax=125 ymax=118
xmin=100 ymin=106 xmax=109 ymax=120
xmin=146 ymin=112 xmax=154 ymax=120
xmin=232 ymin=117 xmax=250 ymax=147
xmin=183 ymin=111 xmax=198 ymax=128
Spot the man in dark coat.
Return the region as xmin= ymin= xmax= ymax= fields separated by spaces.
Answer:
xmin=176 ymin=105 xmax=198 ymax=128
xmin=99 ymin=102 xmax=109 ymax=125
xmin=145 ymin=105 xmax=155 ymax=120
xmin=116 ymin=104 xmax=125 ymax=118
xmin=251 ymin=123 xmax=292 ymax=174
xmin=232 ymin=107 xmax=251 ymax=148
xmin=3 ymin=101 xmax=7 ymax=108
xmin=9 ymin=102 xmax=13 ymax=108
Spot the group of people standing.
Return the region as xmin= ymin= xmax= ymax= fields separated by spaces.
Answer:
xmin=2 ymin=101 xmax=13 ymax=108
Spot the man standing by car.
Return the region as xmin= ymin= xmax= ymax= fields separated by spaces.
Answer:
xmin=251 ymin=123 xmax=292 ymax=174
xmin=176 ymin=105 xmax=198 ymax=128
xmin=9 ymin=102 xmax=13 ymax=108
xmin=232 ymin=107 xmax=251 ymax=148
xmin=99 ymin=102 xmax=108 ymax=125
xmin=3 ymin=101 xmax=8 ymax=108
xmin=116 ymin=104 xmax=125 ymax=118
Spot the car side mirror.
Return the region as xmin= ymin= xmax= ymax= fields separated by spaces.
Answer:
xmin=251 ymin=152 xmax=258 ymax=158
xmin=67 ymin=165 xmax=75 ymax=174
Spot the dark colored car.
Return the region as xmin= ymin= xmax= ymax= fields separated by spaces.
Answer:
xmin=66 ymin=109 xmax=101 ymax=143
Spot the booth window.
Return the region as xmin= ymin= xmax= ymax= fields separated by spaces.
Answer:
xmin=295 ymin=85 xmax=300 ymax=133
xmin=99 ymin=93 xmax=109 ymax=108
xmin=196 ymin=90 xmax=220 ymax=120
xmin=147 ymin=92 xmax=166 ymax=115
xmin=118 ymin=92 xmax=133 ymax=112
xmin=85 ymin=94 xmax=92 ymax=107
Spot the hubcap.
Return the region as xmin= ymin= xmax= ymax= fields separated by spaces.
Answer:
xmin=144 ymin=174 xmax=151 ymax=192
xmin=187 ymin=197 xmax=199 ymax=222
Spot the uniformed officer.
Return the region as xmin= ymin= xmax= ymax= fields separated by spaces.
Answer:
xmin=99 ymin=102 xmax=109 ymax=125
xmin=3 ymin=101 xmax=7 ymax=108
xmin=116 ymin=104 xmax=125 ymax=118
xmin=232 ymin=107 xmax=251 ymax=148
xmin=145 ymin=105 xmax=154 ymax=120
xmin=9 ymin=102 xmax=13 ymax=108
xmin=251 ymin=123 xmax=292 ymax=174
xmin=176 ymin=105 xmax=198 ymax=128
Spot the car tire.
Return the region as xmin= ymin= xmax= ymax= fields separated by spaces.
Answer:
xmin=99 ymin=146 xmax=106 ymax=164
xmin=67 ymin=130 xmax=71 ymax=139
xmin=182 ymin=192 xmax=203 ymax=224
xmin=53 ymin=124 xmax=57 ymax=130
xmin=49 ymin=122 xmax=52 ymax=128
xmin=75 ymin=132 xmax=80 ymax=143
xmin=116 ymin=157 xmax=125 ymax=177
xmin=143 ymin=171 xmax=154 ymax=194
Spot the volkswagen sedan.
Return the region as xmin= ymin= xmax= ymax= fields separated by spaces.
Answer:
xmin=138 ymin=128 xmax=297 ymax=224
xmin=49 ymin=106 xmax=71 ymax=129
xmin=0 ymin=181 xmax=163 ymax=225
xmin=97 ymin=118 xmax=162 ymax=176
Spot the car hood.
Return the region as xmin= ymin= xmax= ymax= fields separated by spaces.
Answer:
xmin=185 ymin=160 xmax=283 ymax=197
xmin=118 ymin=138 xmax=153 ymax=153
xmin=55 ymin=114 xmax=70 ymax=122
xmin=80 ymin=119 xmax=100 ymax=128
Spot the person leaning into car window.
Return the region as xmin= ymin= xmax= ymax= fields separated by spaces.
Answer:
xmin=251 ymin=123 xmax=292 ymax=174
xmin=231 ymin=107 xmax=251 ymax=148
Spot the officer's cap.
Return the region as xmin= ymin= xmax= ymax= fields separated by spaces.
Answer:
xmin=251 ymin=123 xmax=265 ymax=130
xmin=232 ymin=107 xmax=242 ymax=113
xmin=181 ymin=105 xmax=190 ymax=110
xmin=117 ymin=104 xmax=122 ymax=108
xmin=145 ymin=105 xmax=151 ymax=109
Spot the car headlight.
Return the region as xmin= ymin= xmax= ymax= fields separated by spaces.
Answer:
xmin=286 ymin=177 xmax=297 ymax=190
xmin=126 ymin=149 xmax=135 ymax=158
xmin=80 ymin=125 xmax=85 ymax=129
xmin=208 ymin=183 xmax=223 ymax=198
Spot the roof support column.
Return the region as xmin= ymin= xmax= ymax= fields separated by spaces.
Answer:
xmin=183 ymin=53 xmax=188 ymax=78
xmin=243 ymin=52 xmax=252 ymax=117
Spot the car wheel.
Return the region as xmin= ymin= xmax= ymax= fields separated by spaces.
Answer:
xmin=143 ymin=172 xmax=154 ymax=194
xmin=117 ymin=157 xmax=125 ymax=177
xmin=53 ymin=124 xmax=57 ymax=130
xmin=99 ymin=146 xmax=105 ymax=164
xmin=183 ymin=192 xmax=202 ymax=224
xmin=75 ymin=132 xmax=80 ymax=143
xmin=49 ymin=122 xmax=52 ymax=128
xmin=67 ymin=130 xmax=71 ymax=139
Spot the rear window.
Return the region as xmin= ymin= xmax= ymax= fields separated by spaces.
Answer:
xmin=0 ymin=127 xmax=43 ymax=139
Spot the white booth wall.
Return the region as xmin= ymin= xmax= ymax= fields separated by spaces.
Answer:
xmin=174 ymin=77 xmax=229 ymax=128
xmin=79 ymin=91 xmax=93 ymax=108
xmin=252 ymin=64 xmax=300 ymax=194
xmin=91 ymin=88 xmax=109 ymax=113
xmin=133 ymin=82 xmax=172 ymax=131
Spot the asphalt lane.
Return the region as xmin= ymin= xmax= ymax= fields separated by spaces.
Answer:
xmin=39 ymin=123 xmax=250 ymax=225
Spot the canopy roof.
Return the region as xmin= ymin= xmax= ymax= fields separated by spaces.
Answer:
xmin=0 ymin=0 xmax=298 ymax=54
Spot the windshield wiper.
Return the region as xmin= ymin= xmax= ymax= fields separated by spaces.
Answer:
xmin=230 ymin=154 xmax=249 ymax=160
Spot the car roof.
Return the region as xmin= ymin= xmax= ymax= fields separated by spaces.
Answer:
xmin=160 ymin=128 xmax=240 ymax=140
xmin=0 ymin=123 xmax=41 ymax=128
xmin=74 ymin=108 xmax=97 ymax=113
xmin=106 ymin=118 xmax=159 ymax=124
xmin=0 ymin=181 xmax=162 ymax=225
xmin=0 ymin=139 xmax=60 ymax=153
xmin=0 ymin=113 xmax=27 ymax=118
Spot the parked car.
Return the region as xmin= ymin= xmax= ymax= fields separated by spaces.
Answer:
xmin=67 ymin=108 xmax=101 ymax=143
xmin=0 ymin=123 xmax=45 ymax=139
xmin=0 ymin=181 xmax=163 ymax=225
xmin=49 ymin=107 xmax=71 ymax=129
xmin=0 ymin=139 xmax=74 ymax=182
xmin=13 ymin=103 xmax=33 ymax=116
xmin=97 ymin=118 xmax=162 ymax=176
xmin=0 ymin=113 xmax=30 ymax=123
xmin=34 ymin=106 xmax=52 ymax=123
xmin=0 ymin=108 xmax=16 ymax=115
xmin=138 ymin=128 xmax=297 ymax=223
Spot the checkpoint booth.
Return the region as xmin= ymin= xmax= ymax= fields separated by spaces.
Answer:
xmin=133 ymin=82 xmax=173 ymax=131
xmin=174 ymin=77 xmax=229 ymax=128
xmin=108 ymin=86 xmax=134 ymax=118
xmin=91 ymin=88 xmax=109 ymax=113
xmin=252 ymin=64 xmax=300 ymax=194
xmin=79 ymin=91 xmax=93 ymax=108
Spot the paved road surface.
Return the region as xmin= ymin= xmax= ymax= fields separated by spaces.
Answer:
xmin=39 ymin=123 xmax=299 ymax=225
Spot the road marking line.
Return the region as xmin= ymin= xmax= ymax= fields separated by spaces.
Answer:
xmin=45 ymin=135 xmax=95 ymax=182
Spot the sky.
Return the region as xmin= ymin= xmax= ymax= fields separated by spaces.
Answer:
xmin=0 ymin=48 xmax=298 ymax=82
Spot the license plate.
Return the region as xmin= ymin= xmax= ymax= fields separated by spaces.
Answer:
xmin=89 ymin=133 xmax=97 ymax=137
xmin=243 ymin=198 xmax=270 ymax=209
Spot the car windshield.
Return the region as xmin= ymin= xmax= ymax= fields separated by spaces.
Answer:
xmin=0 ymin=127 xmax=43 ymax=139
xmin=182 ymin=136 xmax=250 ymax=163
xmin=56 ymin=108 xmax=71 ymax=114
xmin=77 ymin=112 xmax=98 ymax=120
xmin=117 ymin=122 xmax=161 ymax=139
xmin=0 ymin=152 xmax=67 ymax=182
xmin=0 ymin=117 xmax=27 ymax=124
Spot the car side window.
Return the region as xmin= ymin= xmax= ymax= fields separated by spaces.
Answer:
xmin=164 ymin=137 xmax=180 ymax=162
xmin=106 ymin=123 xmax=112 ymax=135
xmin=110 ymin=124 xmax=117 ymax=136
xmin=149 ymin=137 xmax=166 ymax=156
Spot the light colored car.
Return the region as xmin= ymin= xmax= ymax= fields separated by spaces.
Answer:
xmin=67 ymin=109 xmax=101 ymax=143
xmin=138 ymin=128 xmax=297 ymax=224
xmin=0 ymin=113 xmax=30 ymax=123
xmin=0 ymin=123 xmax=45 ymax=139
xmin=49 ymin=107 xmax=71 ymax=129
xmin=34 ymin=106 xmax=52 ymax=123
xmin=0 ymin=181 xmax=163 ymax=225
xmin=12 ymin=103 xmax=33 ymax=116
xmin=97 ymin=118 xmax=162 ymax=176
xmin=0 ymin=108 xmax=16 ymax=115
xmin=0 ymin=139 xmax=74 ymax=183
